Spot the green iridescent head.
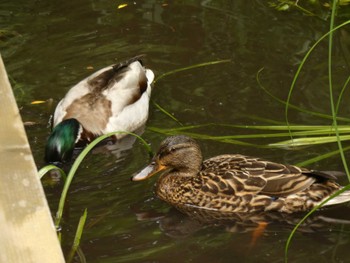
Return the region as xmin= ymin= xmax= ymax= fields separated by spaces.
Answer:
xmin=45 ymin=119 xmax=81 ymax=163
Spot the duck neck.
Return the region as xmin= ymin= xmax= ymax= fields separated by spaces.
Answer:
xmin=156 ymin=168 xmax=200 ymax=204
xmin=45 ymin=118 xmax=82 ymax=163
xmin=156 ymin=172 xmax=186 ymax=202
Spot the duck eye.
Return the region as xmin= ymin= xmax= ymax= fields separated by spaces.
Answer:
xmin=165 ymin=147 xmax=177 ymax=155
xmin=159 ymin=149 xmax=173 ymax=159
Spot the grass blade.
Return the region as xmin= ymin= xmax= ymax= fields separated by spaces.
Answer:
xmin=284 ymin=19 xmax=350 ymax=130
xmin=257 ymin=68 xmax=350 ymax=123
xmin=153 ymin=59 xmax=231 ymax=85
xmin=284 ymin=2 xmax=350 ymax=262
xmin=76 ymin=247 xmax=87 ymax=263
xmin=67 ymin=208 xmax=87 ymax=263
xmin=149 ymin=125 xmax=350 ymax=143
xmin=295 ymin=145 xmax=350 ymax=167
xmin=55 ymin=131 xmax=152 ymax=227
xmin=152 ymin=101 xmax=183 ymax=126
xmin=148 ymin=126 xmax=266 ymax=148
xmin=335 ymin=74 xmax=350 ymax=116
xmin=284 ymin=184 xmax=350 ymax=262
xmin=269 ymin=135 xmax=350 ymax=148
xmin=150 ymin=123 xmax=350 ymax=132
xmin=38 ymin=164 xmax=67 ymax=181
xmin=326 ymin=1 xmax=350 ymax=181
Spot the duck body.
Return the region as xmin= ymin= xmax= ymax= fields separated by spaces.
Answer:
xmin=45 ymin=56 xmax=154 ymax=163
xmin=133 ymin=135 xmax=350 ymax=214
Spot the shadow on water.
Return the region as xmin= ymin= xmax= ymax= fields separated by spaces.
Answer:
xmin=3 ymin=0 xmax=350 ymax=262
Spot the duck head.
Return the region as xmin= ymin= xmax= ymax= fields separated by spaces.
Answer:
xmin=45 ymin=118 xmax=82 ymax=163
xmin=132 ymin=135 xmax=203 ymax=181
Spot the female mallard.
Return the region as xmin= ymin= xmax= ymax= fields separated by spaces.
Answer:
xmin=132 ymin=135 xmax=350 ymax=213
xmin=45 ymin=56 xmax=154 ymax=163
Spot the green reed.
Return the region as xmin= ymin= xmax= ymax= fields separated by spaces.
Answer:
xmin=40 ymin=131 xmax=151 ymax=228
xmin=284 ymin=1 xmax=350 ymax=262
xmin=39 ymin=131 xmax=152 ymax=261
xmin=67 ymin=208 xmax=87 ymax=263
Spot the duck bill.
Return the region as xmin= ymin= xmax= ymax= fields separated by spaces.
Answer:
xmin=132 ymin=162 xmax=167 ymax=181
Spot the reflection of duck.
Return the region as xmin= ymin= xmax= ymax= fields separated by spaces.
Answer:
xmin=156 ymin=206 xmax=350 ymax=241
xmin=140 ymin=206 xmax=350 ymax=263
xmin=133 ymin=135 xmax=350 ymax=213
xmin=91 ymin=126 xmax=145 ymax=162
xmin=45 ymin=56 xmax=154 ymax=163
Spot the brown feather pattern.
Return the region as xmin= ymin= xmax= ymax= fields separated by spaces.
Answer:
xmin=135 ymin=135 xmax=348 ymax=214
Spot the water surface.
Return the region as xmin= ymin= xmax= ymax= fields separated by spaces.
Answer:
xmin=2 ymin=1 xmax=350 ymax=262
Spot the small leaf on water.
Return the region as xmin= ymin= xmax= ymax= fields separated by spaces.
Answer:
xmin=340 ymin=0 xmax=350 ymax=6
xmin=24 ymin=121 xmax=37 ymax=126
xmin=86 ymin=65 xmax=94 ymax=70
xmin=117 ymin=4 xmax=128 ymax=9
xmin=277 ymin=4 xmax=290 ymax=11
xmin=31 ymin=100 xmax=46 ymax=105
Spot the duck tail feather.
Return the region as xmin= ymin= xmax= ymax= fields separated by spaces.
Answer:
xmin=111 ymin=55 xmax=145 ymax=72
xmin=309 ymin=170 xmax=345 ymax=180
xmin=317 ymin=215 xmax=350 ymax=225
xmin=145 ymin=69 xmax=155 ymax=84
xmin=322 ymin=189 xmax=350 ymax=206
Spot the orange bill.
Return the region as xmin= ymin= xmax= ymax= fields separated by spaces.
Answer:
xmin=132 ymin=162 xmax=168 ymax=181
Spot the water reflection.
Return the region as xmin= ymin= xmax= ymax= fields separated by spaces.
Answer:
xmin=153 ymin=206 xmax=350 ymax=238
xmin=131 ymin=204 xmax=350 ymax=262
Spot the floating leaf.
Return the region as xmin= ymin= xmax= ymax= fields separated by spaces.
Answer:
xmin=23 ymin=121 xmax=37 ymax=126
xmin=117 ymin=3 xmax=128 ymax=9
xmin=86 ymin=65 xmax=94 ymax=70
xmin=31 ymin=100 xmax=46 ymax=105
xmin=277 ymin=3 xmax=290 ymax=11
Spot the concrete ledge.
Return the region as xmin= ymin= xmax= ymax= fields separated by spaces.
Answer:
xmin=0 ymin=55 xmax=65 ymax=263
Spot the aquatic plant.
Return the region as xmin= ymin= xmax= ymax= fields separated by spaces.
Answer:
xmin=269 ymin=0 xmax=350 ymax=19
xmin=39 ymin=131 xmax=151 ymax=261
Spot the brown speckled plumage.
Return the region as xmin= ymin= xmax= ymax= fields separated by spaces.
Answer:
xmin=133 ymin=135 xmax=350 ymax=214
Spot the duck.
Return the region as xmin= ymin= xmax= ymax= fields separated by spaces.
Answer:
xmin=45 ymin=56 xmax=154 ymax=163
xmin=132 ymin=135 xmax=350 ymax=214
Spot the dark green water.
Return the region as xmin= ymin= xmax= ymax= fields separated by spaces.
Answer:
xmin=3 ymin=1 xmax=350 ymax=262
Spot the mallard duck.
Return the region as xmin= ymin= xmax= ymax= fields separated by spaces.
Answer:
xmin=132 ymin=135 xmax=350 ymax=213
xmin=45 ymin=56 xmax=154 ymax=163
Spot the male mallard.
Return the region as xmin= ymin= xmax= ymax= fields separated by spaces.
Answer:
xmin=45 ymin=56 xmax=154 ymax=163
xmin=133 ymin=135 xmax=350 ymax=214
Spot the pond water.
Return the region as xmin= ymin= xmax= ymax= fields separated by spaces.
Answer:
xmin=3 ymin=0 xmax=350 ymax=262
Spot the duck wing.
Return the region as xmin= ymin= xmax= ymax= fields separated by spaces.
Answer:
xmin=247 ymin=160 xmax=316 ymax=197
xmin=87 ymin=55 xmax=147 ymax=93
xmin=240 ymin=158 xmax=340 ymax=197
xmin=53 ymin=56 xmax=154 ymax=137
xmin=203 ymin=154 xmax=337 ymax=198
